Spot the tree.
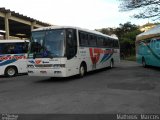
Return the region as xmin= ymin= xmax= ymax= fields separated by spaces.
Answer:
xmin=97 ymin=22 xmax=141 ymax=57
xmin=119 ymin=0 xmax=160 ymax=20
xmin=95 ymin=28 xmax=115 ymax=35
xmin=119 ymin=28 xmax=141 ymax=57
xmin=115 ymin=22 xmax=141 ymax=57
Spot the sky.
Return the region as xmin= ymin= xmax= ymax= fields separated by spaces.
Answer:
xmin=0 ymin=0 xmax=150 ymax=30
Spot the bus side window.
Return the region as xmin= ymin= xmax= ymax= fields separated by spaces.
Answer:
xmin=79 ymin=32 xmax=88 ymax=46
xmin=66 ymin=29 xmax=77 ymax=60
xmin=23 ymin=42 xmax=29 ymax=53
xmin=155 ymin=39 xmax=160 ymax=49
xmin=97 ymin=37 xmax=103 ymax=47
xmin=108 ymin=38 xmax=113 ymax=48
xmin=103 ymin=37 xmax=108 ymax=47
xmin=3 ymin=44 xmax=15 ymax=54
xmin=114 ymin=40 xmax=119 ymax=48
xmin=79 ymin=32 xmax=85 ymax=46
xmin=14 ymin=43 xmax=20 ymax=53
xmin=88 ymin=34 xmax=97 ymax=47
xmin=9 ymin=44 xmax=16 ymax=54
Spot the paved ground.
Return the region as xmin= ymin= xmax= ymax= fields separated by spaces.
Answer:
xmin=0 ymin=60 xmax=160 ymax=113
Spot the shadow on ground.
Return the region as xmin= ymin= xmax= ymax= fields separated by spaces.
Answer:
xmin=0 ymin=73 xmax=27 ymax=78
xmin=35 ymin=67 xmax=115 ymax=83
xmin=145 ymin=66 xmax=160 ymax=71
xmin=107 ymin=82 xmax=156 ymax=91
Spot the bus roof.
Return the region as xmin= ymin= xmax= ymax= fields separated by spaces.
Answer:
xmin=136 ymin=24 xmax=160 ymax=41
xmin=0 ymin=39 xmax=29 ymax=43
xmin=32 ymin=26 xmax=118 ymax=40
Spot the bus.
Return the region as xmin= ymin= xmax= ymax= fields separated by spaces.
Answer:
xmin=27 ymin=26 xmax=120 ymax=77
xmin=136 ymin=25 xmax=160 ymax=67
xmin=0 ymin=40 xmax=29 ymax=77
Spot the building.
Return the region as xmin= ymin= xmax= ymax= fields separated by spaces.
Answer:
xmin=0 ymin=7 xmax=51 ymax=39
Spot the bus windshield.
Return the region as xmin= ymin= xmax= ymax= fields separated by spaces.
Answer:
xmin=30 ymin=29 xmax=65 ymax=58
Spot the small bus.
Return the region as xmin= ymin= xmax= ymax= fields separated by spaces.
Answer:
xmin=0 ymin=40 xmax=29 ymax=77
xmin=136 ymin=25 xmax=160 ymax=67
xmin=27 ymin=26 xmax=120 ymax=77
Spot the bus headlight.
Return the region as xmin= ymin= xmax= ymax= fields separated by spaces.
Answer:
xmin=53 ymin=64 xmax=65 ymax=68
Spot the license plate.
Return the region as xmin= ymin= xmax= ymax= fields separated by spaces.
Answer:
xmin=40 ymin=71 xmax=47 ymax=74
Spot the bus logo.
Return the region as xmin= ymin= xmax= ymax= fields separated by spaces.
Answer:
xmin=35 ymin=60 xmax=41 ymax=64
xmin=89 ymin=48 xmax=114 ymax=64
xmin=0 ymin=55 xmax=26 ymax=61
xmin=89 ymin=48 xmax=100 ymax=64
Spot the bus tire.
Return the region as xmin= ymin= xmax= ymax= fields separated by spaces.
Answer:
xmin=79 ymin=63 xmax=86 ymax=77
xmin=5 ymin=66 xmax=17 ymax=77
xmin=142 ymin=58 xmax=147 ymax=68
xmin=109 ymin=59 xmax=114 ymax=68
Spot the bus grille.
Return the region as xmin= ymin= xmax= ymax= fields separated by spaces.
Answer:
xmin=35 ymin=64 xmax=53 ymax=68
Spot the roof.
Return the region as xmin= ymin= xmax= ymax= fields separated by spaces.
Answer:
xmin=33 ymin=26 xmax=119 ymax=40
xmin=136 ymin=24 xmax=160 ymax=41
xmin=0 ymin=7 xmax=51 ymax=26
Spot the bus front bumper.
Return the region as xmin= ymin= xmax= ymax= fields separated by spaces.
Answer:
xmin=28 ymin=68 xmax=67 ymax=77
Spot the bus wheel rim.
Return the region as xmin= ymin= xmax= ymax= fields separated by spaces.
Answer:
xmin=80 ymin=66 xmax=84 ymax=76
xmin=8 ymin=68 xmax=15 ymax=76
xmin=110 ymin=61 xmax=113 ymax=68
xmin=142 ymin=62 xmax=145 ymax=66
xmin=142 ymin=60 xmax=146 ymax=66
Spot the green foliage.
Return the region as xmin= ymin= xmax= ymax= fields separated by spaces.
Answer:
xmin=95 ymin=28 xmax=115 ymax=35
xmin=97 ymin=22 xmax=142 ymax=58
xmin=116 ymin=22 xmax=141 ymax=57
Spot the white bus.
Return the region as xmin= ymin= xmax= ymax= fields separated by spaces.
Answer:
xmin=28 ymin=26 xmax=120 ymax=77
xmin=0 ymin=40 xmax=29 ymax=77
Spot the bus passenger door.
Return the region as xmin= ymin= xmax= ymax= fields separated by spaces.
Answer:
xmin=65 ymin=29 xmax=79 ymax=76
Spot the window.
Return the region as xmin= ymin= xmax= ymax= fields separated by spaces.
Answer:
xmin=156 ymin=42 xmax=160 ymax=49
xmin=45 ymin=29 xmax=65 ymax=57
xmin=66 ymin=29 xmax=77 ymax=59
xmin=155 ymin=39 xmax=160 ymax=49
xmin=79 ymin=30 xmax=117 ymax=48
xmin=113 ymin=40 xmax=119 ymax=48
xmin=103 ymin=37 xmax=109 ymax=47
xmin=88 ymin=34 xmax=97 ymax=46
xmin=108 ymin=38 xmax=113 ymax=48
xmin=0 ymin=43 xmax=28 ymax=54
xmin=79 ymin=32 xmax=88 ymax=46
xmin=31 ymin=31 xmax=45 ymax=54
xmin=144 ymin=39 xmax=151 ymax=44
xmin=97 ymin=37 xmax=103 ymax=47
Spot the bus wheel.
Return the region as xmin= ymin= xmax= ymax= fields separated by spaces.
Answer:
xmin=142 ymin=58 xmax=147 ymax=68
xmin=109 ymin=60 xmax=114 ymax=68
xmin=5 ymin=67 xmax=17 ymax=77
xmin=79 ymin=64 xmax=85 ymax=77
